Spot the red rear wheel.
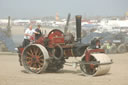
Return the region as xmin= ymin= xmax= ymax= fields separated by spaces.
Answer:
xmin=22 ymin=44 xmax=49 ymax=73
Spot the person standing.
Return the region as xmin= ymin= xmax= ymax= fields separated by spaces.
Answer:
xmin=34 ymin=25 xmax=42 ymax=40
xmin=22 ymin=25 xmax=35 ymax=47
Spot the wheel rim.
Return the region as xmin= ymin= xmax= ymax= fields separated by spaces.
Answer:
xmin=118 ymin=44 xmax=126 ymax=53
xmin=52 ymin=44 xmax=63 ymax=60
xmin=80 ymin=56 xmax=98 ymax=75
xmin=22 ymin=44 xmax=48 ymax=73
xmin=80 ymin=54 xmax=111 ymax=76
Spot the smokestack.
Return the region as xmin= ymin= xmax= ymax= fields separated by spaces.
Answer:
xmin=7 ymin=16 xmax=11 ymax=36
xmin=7 ymin=16 xmax=11 ymax=31
xmin=75 ymin=15 xmax=82 ymax=42
xmin=64 ymin=13 xmax=71 ymax=35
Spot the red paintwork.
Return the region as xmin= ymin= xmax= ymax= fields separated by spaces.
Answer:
xmin=48 ymin=30 xmax=65 ymax=47
xmin=19 ymin=48 xmax=24 ymax=54
xmin=85 ymin=49 xmax=104 ymax=62
xmin=84 ymin=49 xmax=104 ymax=69
xmin=35 ymin=37 xmax=45 ymax=45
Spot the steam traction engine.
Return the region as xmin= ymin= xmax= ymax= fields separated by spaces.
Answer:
xmin=18 ymin=15 xmax=112 ymax=76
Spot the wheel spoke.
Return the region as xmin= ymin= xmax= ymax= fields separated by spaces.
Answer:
xmin=40 ymin=59 xmax=44 ymax=62
xmin=27 ymin=60 xmax=33 ymax=66
xmin=39 ymin=55 xmax=44 ymax=58
xmin=27 ymin=52 xmax=33 ymax=56
xmin=34 ymin=63 xmax=37 ymax=68
xmin=38 ymin=51 xmax=42 ymax=56
xmin=38 ymin=62 xmax=43 ymax=67
xmin=29 ymin=49 xmax=34 ymax=56
xmin=35 ymin=48 xmax=39 ymax=56
xmin=22 ymin=44 xmax=49 ymax=73
xmin=33 ymin=47 xmax=36 ymax=55
xmin=26 ymin=56 xmax=31 ymax=59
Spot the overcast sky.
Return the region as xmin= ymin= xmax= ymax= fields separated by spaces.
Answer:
xmin=0 ymin=0 xmax=128 ymax=18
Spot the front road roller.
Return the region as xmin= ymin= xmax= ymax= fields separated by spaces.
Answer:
xmin=80 ymin=49 xmax=112 ymax=76
xmin=21 ymin=44 xmax=50 ymax=74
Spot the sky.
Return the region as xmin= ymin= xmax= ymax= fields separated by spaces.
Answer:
xmin=0 ymin=0 xmax=128 ymax=18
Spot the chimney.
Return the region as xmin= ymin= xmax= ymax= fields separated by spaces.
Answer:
xmin=7 ymin=16 xmax=11 ymax=31
xmin=75 ymin=15 xmax=82 ymax=42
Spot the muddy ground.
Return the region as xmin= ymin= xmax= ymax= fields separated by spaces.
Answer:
xmin=0 ymin=53 xmax=128 ymax=85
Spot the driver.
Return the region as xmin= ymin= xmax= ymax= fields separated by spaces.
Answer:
xmin=34 ymin=25 xmax=42 ymax=40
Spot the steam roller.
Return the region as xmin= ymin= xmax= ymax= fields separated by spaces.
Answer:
xmin=17 ymin=14 xmax=112 ymax=76
xmin=80 ymin=52 xmax=112 ymax=76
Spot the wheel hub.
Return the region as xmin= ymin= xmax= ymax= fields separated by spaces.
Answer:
xmin=32 ymin=57 xmax=37 ymax=62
